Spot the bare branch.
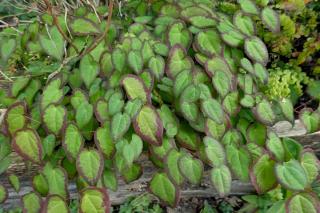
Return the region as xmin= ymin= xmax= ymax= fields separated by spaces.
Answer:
xmin=43 ymin=0 xmax=80 ymax=53
xmin=79 ymin=0 xmax=114 ymax=58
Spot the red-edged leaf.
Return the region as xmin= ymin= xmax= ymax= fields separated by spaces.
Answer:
xmin=12 ymin=128 xmax=43 ymax=164
xmin=133 ymin=105 xmax=163 ymax=146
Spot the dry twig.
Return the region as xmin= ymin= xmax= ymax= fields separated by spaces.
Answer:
xmin=42 ymin=0 xmax=80 ymax=53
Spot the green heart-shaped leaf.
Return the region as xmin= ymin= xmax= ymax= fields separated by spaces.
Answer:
xmin=188 ymin=16 xmax=216 ymax=28
xmin=267 ymin=201 xmax=285 ymax=213
xmin=62 ymin=123 xmax=84 ymax=160
xmin=300 ymin=150 xmax=320 ymax=184
xmin=150 ymin=136 xmax=175 ymax=159
xmin=80 ymin=187 xmax=110 ymax=213
xmin=223 ymin=30 xmax=246 ymax=46
xmin=266 ymin=131 xmax=285 ymax=162
xmin=204 ymin=136 xmax=226 ymax=167
xmin=222 ymin=92 xmax=239 ymax=116
xmin=275 ymin=159 xmax=308 ymax=191
xmin=22 ymin=192 xmax=42 ymax=213
xmin=94 ymin=123 xmax=115 ymax=159
xmin=0 ymin=184 xmax=7 ymax=204
xmin=80 ymin=54 xmax=99 ymax=89
xmin=148 ymin=56 xmax=165 ymax=80
xmin=167 ymin=22 xmax=191 ymax=48
xmin=222 ymin=129 xmax=243 ymax=146
xmin=244 ymin=37 xmax=269 ymax=65
xmin=41 ymin=77 xmax=63 ymax=110
xmin=1 ymin=38 xmax=16 ymax=62
xmin=226 ymin=144 xmax=251 ymax=182
xmin=166 ymin=45 xmax=193 ymax=78
xmin=10 ymin=77 xmax=30 ymax=97
xmin=77 ymin=149 xmax=104 ymax=185
xmin=133 ymin=105 xmax=163 ymax=146
xmin=128 ymin=50 xmax=143 ymax=74
xmin=42 ymin=163 xmax=68 ymax=198
xmin=101 ymin=169 xmax=118 ymax=192
xmin=43 ymin=195 xmax=68 ymax=213
xmin=165 ymin=149 xmax=185 ymax=186
xmin=149 ymin=172 xmax=180 ymax=207
xmin=158 ymin=105 xmax=179 ymax=138
xmin=181 ymin=6 xmax=210 ymax=18
xmin=178 ymin=154 xmax=203 ymax=185
xmin=251 ymin=154 xmax=277 ymax=193
xmin=153 ymin=42 xmax=169 ymax=56
xmin=39 ymin=26 xmax=64 ymax=61
xmin=43 ymin=104 xmax=66 ymax=135
xmin=240 ymin=94 xmax=255 ymax=107
xmin=212 ymin=70 xmax=233 ymax=97
xmin=111 ymin=112 xmax=131 ymax=141
xmin=195 ymin=30 xmax=222 ymax=57
xmin=139 ymin=71 xmax=154 ymax=91
xmin=76 ymin=102 xmax=93 ymax=129
xmin=142 ymin=40 xmax=155 ymax=64
xmin=174 ymin=70 xmax=192 ymax=97
xmin=234 ymin=12 xmax=255 ymax=36
xmin=253 ymin=63 xmax=268 ymax=84
xmin=246 ymin=143 xmax=264 ymax=161
xmin=100 ymin=51 xmax=114 ymax=76
xmin=180 ymin=84 xmax=200 ymax=103
xmin=205 ymin=56 xmax=230 ymax=77
xmin=118 ymin=134 xmax=143 ymax=168
xmin=280 ymin=98 xmax=295 ymax=124
xmin=176 ymin=123 xmax=200 ymax=150
xmin=254 ymin=99 xmax=275 ymax=125
xmin=246 ymin=122 xmax=267 ymax=146
xmin=261 ymin=7 xmax=280 ymax=33
xmin=32 ymin=173 xmax=49 ymax=196
xmin=180 ymin=101 xmax=199 ymax=122
xmin=112 ymin=48 xmax=126 ymax=71
xmin=283 ymin=137 xmax=303 ymax=160
xmin=238 ymin=0 xmax=259 ymax=15
xmin=122 ymin=163 xmax=143 ymax=183
xmin=70 ymin=18 xmax=101 ymax=35
xmin=299 ymin=109 xmax=320 ymax=133
xmin=70 ymin=89 xmax=87 ymax=110
xmin=307 ymin=80 xmax=320 ymax=100
xmin=94 ymin=99 xmax=109 ymax=123
xmin=8 ymin=174 xmax=20 ymax=193
xmin=129 ymin=134 xmax=143 ymax=161
xmin=201 ymin=98 xmax=224 ymax=124
xmin=210 ymin=165 xmax=232 ymax=197
xmin=121 ymin=74 xmax=150 ymax=103
xmin=124 ymin=98 xmax=143 ymax=118
xmin=0 ymin=135 xmax=11 ymax=175
xmin=4 ymin=101 xmax=27 ymax=136
xmin=107 ymin=91 xmax=124 ymax=116
xmin=205 ymin=118 xmax=226 ymax=140
xmin=12 ymin=128 xmax=43 ymax=164
xmin=286 ymin=193 xmax=318 ymax=213
xmin=241 ymin=58 xmax=254 ymax=73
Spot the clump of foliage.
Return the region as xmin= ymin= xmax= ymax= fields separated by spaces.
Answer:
xmin=0 ymin=0 xmax=320 ymax=212
xmin=264 ymin=63 xmax=310 ymax=101
xmin=216 ymin=0 xmax=320 ymax=100
xmin=118 ymin=193 xmax=163 ymax=213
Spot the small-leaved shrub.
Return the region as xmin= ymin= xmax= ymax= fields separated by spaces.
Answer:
xmin=0 ymin=0 xmax=320 ymax=212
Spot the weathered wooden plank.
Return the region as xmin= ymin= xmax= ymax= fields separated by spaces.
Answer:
xmin=1 ymin=106 xmax=320 ymax=209
xmin=2 ymin=158 xmax=254 ymax=209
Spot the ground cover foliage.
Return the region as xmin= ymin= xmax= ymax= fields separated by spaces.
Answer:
xmin=0 ymin=0 xmax=320 ymax=212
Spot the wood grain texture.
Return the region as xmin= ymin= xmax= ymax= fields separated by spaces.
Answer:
xmin=1 ymin=107 xmax=320 ymax=209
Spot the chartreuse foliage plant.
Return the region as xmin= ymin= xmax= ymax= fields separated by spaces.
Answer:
xmin=0 ymin=0 xmax=320 ymax=211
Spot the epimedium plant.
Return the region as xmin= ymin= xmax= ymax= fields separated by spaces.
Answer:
xmin=0 ymin=0 xmax=320 ymax=212
xmin=217 ymin=0 xmax=320 ymax=104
